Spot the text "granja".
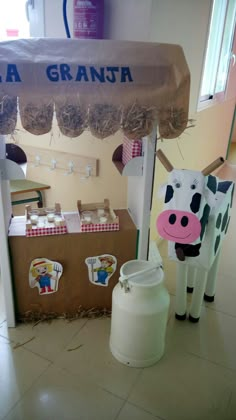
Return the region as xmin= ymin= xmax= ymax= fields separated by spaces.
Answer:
xmin=46 ymin=64 xmax=133 ymax=83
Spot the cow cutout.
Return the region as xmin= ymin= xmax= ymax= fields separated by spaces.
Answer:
xmin=156 ymin=150 xmax=234 ymax=322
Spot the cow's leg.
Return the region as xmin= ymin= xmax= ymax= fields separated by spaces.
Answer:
xmin=187 ymin=266 xmax=197 ymax=293
xmin=204 ymin=250 xmax=221 ymax=302
xmin=189 ymin=268 xmax=208 ymax=322
xmin=175 ymin=263 xmax=188 ymax=320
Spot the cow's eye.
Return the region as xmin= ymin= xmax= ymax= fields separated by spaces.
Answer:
xmin=175 ymin=182 xmax=181 ymax=188
xmin=190 ymin=184 xmax=196 ymax=190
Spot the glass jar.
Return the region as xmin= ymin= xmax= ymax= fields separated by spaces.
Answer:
xmin=29 ymin=210 xmax=40 ymax=225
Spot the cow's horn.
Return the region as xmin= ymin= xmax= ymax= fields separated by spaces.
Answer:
xmin=156 ymin=150 xmax=174 ymax=172
xmin=202 ymin=157 xmax=224 ymax=176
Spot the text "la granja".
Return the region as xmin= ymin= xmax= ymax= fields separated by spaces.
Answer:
xmin=0 ymin=64 xmax=134 ymax=84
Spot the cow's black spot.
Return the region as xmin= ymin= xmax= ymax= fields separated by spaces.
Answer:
xmin=225 ymin=216 xmax=231 ymax=234
xmin=216 ymin=213 xmax=222 ymax=229
xmin=175 ymin=242 xmax=201 ymax=258
xmin=214 ymin=235 xmax=221 ymax=254
xmin=207 ymin=175 xmax=217 ymax=194
xmin=218 ymin=181 xmax=232 ymax=194
xmin=221 ymin=204 xmax=229 ymax=232
xmin=181 ymin=216 xmax=188 ymax=227
xmin=200 ymin=204 xmax=211 ymax=240
xmin=190 ymin=193 xmax=201 ymax=214
xmin=231 ymin=184 xmax=235 ymax=208
xmin=169 ymin=214 xmax=176 ymax=224
xmin=165 ymin=185 xmax=174 ymax=203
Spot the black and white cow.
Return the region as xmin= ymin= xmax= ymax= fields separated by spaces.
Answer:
xmin=156 ymin=165 xmax=235 ymax=322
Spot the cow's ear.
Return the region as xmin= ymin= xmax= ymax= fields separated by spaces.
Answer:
xmin=158 ymin=183 xmax=167 ymax=198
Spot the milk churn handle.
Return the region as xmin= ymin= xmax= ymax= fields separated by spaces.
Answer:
xmin=119 ymin=263 xmax=163 ymax=293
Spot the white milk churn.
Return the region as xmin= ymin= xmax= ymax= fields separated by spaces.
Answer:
xmin=109 ymin=260 xmax=170 ymax=368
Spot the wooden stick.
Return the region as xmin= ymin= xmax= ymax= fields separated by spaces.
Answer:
xmin=202 ymin=157 xmax=224 ymax=175
xmin=156 ymin=149 xmax=174 ymax=172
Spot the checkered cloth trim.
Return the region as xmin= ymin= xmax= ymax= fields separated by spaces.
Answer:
xmin=81 ymin=223 xmax=119 ymax=232
xmin=26 ymin=226 xmax=68 ymax=237
xmin=122 ymin=137 xmax=142 ymax=166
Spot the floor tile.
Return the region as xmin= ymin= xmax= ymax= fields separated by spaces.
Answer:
xmin=0 ymin=318 xmax=87 ymax=362
xmin=5 ymin=365 xmax=124 ymax=420
xmin=54 ymin=318 xmax=142 ymax=399
xmin=0 ymin=337 xmax=50 ymax=420
xmin=128 ymin=349 xmax=236 ymax=420
xmin=116 ymin=402 xmax=162 ymax=420
xmin=166 ymin=303 xmax=236 ymax=371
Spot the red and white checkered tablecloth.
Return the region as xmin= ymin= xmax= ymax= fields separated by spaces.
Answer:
xmin=122 ymin=136 xmax=142 ymax=166
xmin=81 ymin=223 xmax=119 ymax=232
xmin=26 ymin=225 xmax=68 ymax=237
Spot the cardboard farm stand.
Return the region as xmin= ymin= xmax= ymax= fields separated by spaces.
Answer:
xmin=0 ymin=38 xmax=190 ymax=326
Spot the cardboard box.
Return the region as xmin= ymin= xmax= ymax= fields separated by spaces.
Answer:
xmin=25 ymin=203 xmax=67 ymax=237
xmin=77 ymin=199 xmax=119 ymax=232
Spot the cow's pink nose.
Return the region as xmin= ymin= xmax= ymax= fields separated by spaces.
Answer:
xmin=156 ymin=210 xmax=201 ymax=244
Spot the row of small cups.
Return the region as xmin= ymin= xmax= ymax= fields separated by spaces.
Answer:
xmin=29 ymin=209 xmax=62 ymax=225
xmin=82 ymin=209 xmax=108 ymax=224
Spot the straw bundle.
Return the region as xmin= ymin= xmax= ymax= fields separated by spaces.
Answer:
xmin=0 ymin=95 xmax=17 ymax=134
xmin=18 ymin=306 xmax=111 ymax=323
xmin=158 ymin=107 xmax=188 ymax=139
xmin=55 ymin=98 xmax=87 ymax=138
xmin=19 ymin=98 xmax=54 ymax=135
xmin=121 ymin=103 xmax=156 ymax=139
xmin=88 ymin=103 xmax=121 ymax=139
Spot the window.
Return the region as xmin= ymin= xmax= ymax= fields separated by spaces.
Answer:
xmin=199 ymin=0 xmax=236 ymax=105
xmin=0 ymin=0 xmax=29 ymax=41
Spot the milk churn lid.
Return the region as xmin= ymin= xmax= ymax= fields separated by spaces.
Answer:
xmin=119 ymin=260 xmax=163 ymax=288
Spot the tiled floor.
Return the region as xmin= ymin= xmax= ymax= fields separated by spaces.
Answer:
xmin=0 ymin=163 xmax=236 ymax=420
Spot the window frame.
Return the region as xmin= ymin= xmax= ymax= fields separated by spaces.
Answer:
xmin=198 ymin=0 xmax=236 ymax=111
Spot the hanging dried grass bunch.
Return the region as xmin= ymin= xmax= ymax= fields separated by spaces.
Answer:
xmin=0 ymin=95 xmax=17 ymax=134
xmin=88 ymin=103 xmax=121 ymax=139
xmin=158 ymin=107 xmax=189 ymax=139
xmin=19 ymin=97 xmax=54 ymax=135
xmin=55 ymin=97 xmax=87 ymax=138
xmin=121 ymin=103 xmax=156 ymax=139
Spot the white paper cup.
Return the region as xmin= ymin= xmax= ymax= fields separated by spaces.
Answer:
xmin=47 ymin=213 xmax=55 ymax=222
xmin=100 ymin=216 xmax=107 ymax=223
xmin=30 ymin=214 xmax=39 ymax=225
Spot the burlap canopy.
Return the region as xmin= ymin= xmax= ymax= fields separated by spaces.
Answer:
xmin=0 ymin=38 xmax=190 ymax=139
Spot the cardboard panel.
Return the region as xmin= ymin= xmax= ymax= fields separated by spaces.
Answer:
xmin=9 ymin=210 xmax=137 ymax=319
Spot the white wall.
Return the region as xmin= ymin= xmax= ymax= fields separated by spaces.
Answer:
xmin=149 ymin=0 xmax=212 ymax=114
xmin=43 ymin=0 xmax=152 ymax=40
xmin=231 ymin=114 xmax=236 ymax=143
xmin=104 ymin=0 xmax=152 ymax=41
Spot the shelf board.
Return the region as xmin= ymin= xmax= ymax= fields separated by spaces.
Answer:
xmin=0 ymin=159 xmax=25 ymax=181
xmin=112 ymin=145 xmax=143 ymax=176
